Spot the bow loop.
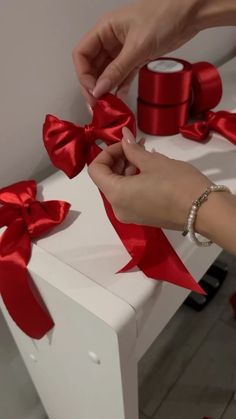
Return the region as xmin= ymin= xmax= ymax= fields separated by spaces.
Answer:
xmin=91 ymin=94 xmax=136 ymax=143
xmin=0 ymin=180 xmax=36 ymax=207
xmin=180 ymin=120 xmax=210 ymax=142
xmin=43 ymin=114 xmax=88 ymax=178
xmin=43 ymin=93 xmax=136 ymax=178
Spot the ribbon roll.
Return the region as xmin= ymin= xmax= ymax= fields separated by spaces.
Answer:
xmin=43 ymin=93 xmax=204 ymax=295
xmin=0 ymin=180 xmax=70 ymax=338
xmin=191 ymin=61 xmax=222 ymax=115
xmin=138 ymin=58 xmax=193 ymax=135
xmin=138 ymin=58 xmax=223 ymax=136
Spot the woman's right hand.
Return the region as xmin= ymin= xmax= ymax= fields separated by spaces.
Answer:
xmin=88 ymin=127 xmax=236 ymax=255
xmin=73 ymin=0 xmax=203 ymax=106
xmin=88 ymin=127 xmax=212 ymax=231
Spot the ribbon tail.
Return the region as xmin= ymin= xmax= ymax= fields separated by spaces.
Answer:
xmin=140 ymin=225 xmax=204 ymax=294
xmin=101 ymin=192 xmax=149 ymax=271
xmin=0 ymin=221 xmax=54 ymax=339
xmin=138 ymin=227 xmax=205 ymax=294
xmin=101 ymin=192 xmax=204 ymax=295
xmin=118 ymin=259 xmax=138 ymax=273
xmin=0 ymin=263 xmax=54 ymax=339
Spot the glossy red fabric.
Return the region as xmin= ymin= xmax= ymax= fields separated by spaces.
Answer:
xmin=43 ymin=94 xmax=136 ymax=177
xmin=0 ymin=180 xmax=70 ymax=338
xmin=138 ymin=59 xmax=224 ymax=138
xmin=191 ymin=62 xmax=222 ymax=114
xmin=138 ymin=58 xmax=192 ymax=105
xmin=138 ymin=58 xmax=192 ymax=135
xmin=43 ymin=93 xmax=204 ymax=294
xmin=180 ymin=110 xmax=236 ymax=144
xmin=138 ymin=98 xmax=190 ymax=136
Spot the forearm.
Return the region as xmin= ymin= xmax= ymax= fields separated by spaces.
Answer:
xmin=197 ymin=192 xmax=236 ymax=254
xmin=196 ymin=0 xmax=236 ymax=29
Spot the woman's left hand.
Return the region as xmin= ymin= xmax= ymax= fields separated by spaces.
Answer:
xmin=88 ymin=127 xmax=211 ymax=231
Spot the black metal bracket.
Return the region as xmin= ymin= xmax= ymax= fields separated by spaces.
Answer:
xmin=184 ymin=260 xmax=228 ymax=311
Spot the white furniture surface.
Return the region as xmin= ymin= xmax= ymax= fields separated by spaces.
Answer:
xmin=1 ymin=57 xmax=236 ymax=419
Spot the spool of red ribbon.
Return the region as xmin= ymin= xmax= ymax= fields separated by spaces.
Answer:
xmin=138 ymin=58 xmax=223 ymax=136
xmin=191 ymin=61 xmax=222 ymax=115
xmin=138 ymin=58 xmax=192 ymax=135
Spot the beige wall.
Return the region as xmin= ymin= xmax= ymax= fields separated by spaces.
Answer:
xmin=0 ymin=1 xmax=236 ymax=187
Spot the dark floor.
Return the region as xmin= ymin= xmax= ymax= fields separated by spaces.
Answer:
xmin=139 ymin=251 xmax=236 ymax=419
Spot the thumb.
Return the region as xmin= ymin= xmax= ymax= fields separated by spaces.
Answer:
xmin=93 ymin=32 xmax=143 ymax=98
xmin=121 ymin=127 xmax=151 ymax=170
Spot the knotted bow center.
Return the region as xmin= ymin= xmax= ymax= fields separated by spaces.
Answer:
xmin=21 ymin=199 xmax=40 ymax=232
xmin=84 ymin=124 xmax=95 ymax=144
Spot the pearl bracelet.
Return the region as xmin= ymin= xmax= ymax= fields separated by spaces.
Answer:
xmin=182 ymin=184 xmax=231 ymax=247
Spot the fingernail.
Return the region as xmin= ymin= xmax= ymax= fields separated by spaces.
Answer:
xmin=124 ymin=164 xmax=136 ymax=176
xmin=113 ymin=158 xmax=125 ymax=175
xmin=93 ymin=78 xmax=112 ymax=98
xmin=122 ymin=127 xmax=136 ymax=144
xmin=86 ymin=103 xmax=93 ymax=115
xmin=138 ymin=137 xmax=146 ymax=148
xmin=117 ymin=88 xmax=129 ymax=101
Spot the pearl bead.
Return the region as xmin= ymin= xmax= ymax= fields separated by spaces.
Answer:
xmin=183 ymin=184 xmax=231 ymax=247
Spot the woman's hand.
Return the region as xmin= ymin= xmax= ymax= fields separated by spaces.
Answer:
xmin=88 ymin=127 xmax=236 ymax=255
xmin=73 ymin=0 xmax=203 ymax=106
xmin=88 ymin=127 xmax=211 ymax=230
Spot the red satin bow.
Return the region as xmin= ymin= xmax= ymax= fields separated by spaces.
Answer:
xmin=0 ymin=180 xmax=70 ymax=338
xmin=43 ymin=93 xmax=204 ymax=294
xmin=181 ymin=110 xmax=236 ymax=144
xmin=43 ymin=94 xmax=136 ymax=177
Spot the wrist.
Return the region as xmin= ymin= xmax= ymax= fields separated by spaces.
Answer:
xmin=194 ymin=0 xmax=236 ymax=31
xmin=196 ymin=191 xmax=236 ymax=253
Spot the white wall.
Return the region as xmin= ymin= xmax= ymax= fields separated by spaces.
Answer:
xmin=0 ymin=1 xmax=236 ymax=188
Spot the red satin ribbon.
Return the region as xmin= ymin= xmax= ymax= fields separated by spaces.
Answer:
xmin=0 ymin=180 xmax=70 ymax=338
xmin=180 ymin=111 xmax=236 ymax=144
xmin=138 ymin=58 xmax=192 ymax=105
xmin=43 ymin=94 xmax=136 ymax=177
xmin=138 ymin=58 xmax=192 ymax=135
xmin=180 ymin=110 xmax=236 ymax=144
xmin=138 ymin=99 xmax=190 ymax=136
xmin=191 ymin=61 xmax=222 ymax=115
xmin=43 ymin=93 xmax=204 ymax=294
